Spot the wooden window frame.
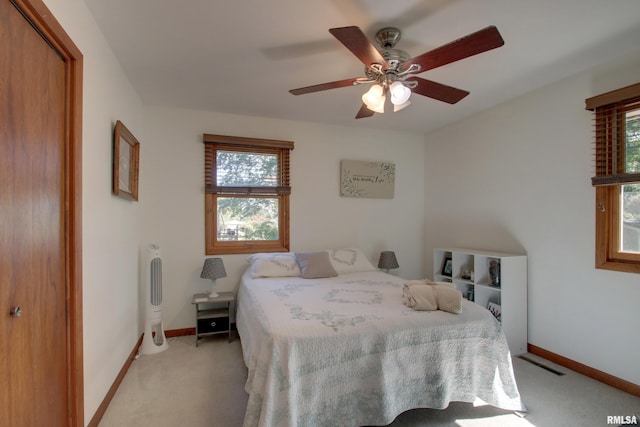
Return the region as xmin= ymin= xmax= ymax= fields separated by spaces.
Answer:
xmin=587 ymin=82 xmax=640 ymax=273
xmin=203 ymin=134 xmax=293 ymax=255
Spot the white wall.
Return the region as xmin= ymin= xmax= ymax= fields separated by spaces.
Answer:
xmin=140 ymin=107 xmax=426 ymax=330
xmin=424 ymin=51 xmax=640 ymax=385
xmin=43 ymin=0 xmax=145 ymax=423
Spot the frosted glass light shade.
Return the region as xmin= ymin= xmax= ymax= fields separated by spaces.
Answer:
xmin=362 ymin=84 xmax=385 ymax=113
xmin=363 ymin=84 xmax=383 ymax=104
xmin=390 ymin=81 xmax=411 ymax=105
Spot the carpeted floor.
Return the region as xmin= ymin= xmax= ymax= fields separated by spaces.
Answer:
xmin=98 ymin=335 xmax=639 ymax=427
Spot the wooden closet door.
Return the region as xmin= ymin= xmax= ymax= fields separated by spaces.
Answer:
xmin=0 ymin=1 xmax=68 ymax=425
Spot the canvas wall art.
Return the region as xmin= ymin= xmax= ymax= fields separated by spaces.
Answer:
xmin=340 ymin=160 xmax=395 ymax=198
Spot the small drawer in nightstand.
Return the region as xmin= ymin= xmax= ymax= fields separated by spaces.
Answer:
xmin=197 ymin=315 xmax=229 ymax=334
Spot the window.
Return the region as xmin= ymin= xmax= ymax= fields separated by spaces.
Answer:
xmin=203 ymin=134 xmax=294 ymax=255
xmin=586 ymin=82 xmax=640 ymax=273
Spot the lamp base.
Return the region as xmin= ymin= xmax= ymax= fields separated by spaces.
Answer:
xmin=209 ymin=291 xmax=219 ymax=298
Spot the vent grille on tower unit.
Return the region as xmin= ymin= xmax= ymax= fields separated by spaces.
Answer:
xmin=150 ymin=257 xmax=162 ymax=307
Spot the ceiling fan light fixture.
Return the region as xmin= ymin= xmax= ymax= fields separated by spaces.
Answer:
xmin=390 ymin=81 xmax=411 ymax=105
xmin=362 ymin=84 xmax=385 ymax=113
xmin=362 ymin=84 xmax=383 ymax=104
xmin=367 ymin=94 xmax=386 ymax=113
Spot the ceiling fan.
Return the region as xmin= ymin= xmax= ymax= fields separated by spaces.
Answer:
xmin=289 ymin=25 xmax=504 ymax=119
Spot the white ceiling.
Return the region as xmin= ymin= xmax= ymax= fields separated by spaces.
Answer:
xmin=83 ymin=0 xmax=640 ymax=134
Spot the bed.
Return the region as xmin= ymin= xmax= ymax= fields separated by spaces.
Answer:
xmin=236 ymin=249 xmax=525 ymax=427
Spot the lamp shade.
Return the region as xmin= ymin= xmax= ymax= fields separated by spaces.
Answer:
xmin=362 ymin=84 xmax=386 ymax=113
xmin=200 ymin=257 xmax=226 ymax=280
xmin=378 ymin=251 xmax=399 ymax=270
xmin=390 ymin=81 xmax=411 ymax=105
xmin=363 ymin=84 xmax=383 ymax=105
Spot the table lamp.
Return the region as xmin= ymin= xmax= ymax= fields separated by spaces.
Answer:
xmin=200 ymin=257 xmax=226 ymax=297
xmin=378 ymin=251 xmax=399 ymax=273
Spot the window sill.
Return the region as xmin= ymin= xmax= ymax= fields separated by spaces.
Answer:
xmin=207 ymin=243 xmax=289 ymax=256
xmin=595 ymin=258 xmax=640 ymax=274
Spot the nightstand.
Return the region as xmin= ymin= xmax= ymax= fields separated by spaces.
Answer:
xmin=191 ymin=292 xmax=234 ymax=346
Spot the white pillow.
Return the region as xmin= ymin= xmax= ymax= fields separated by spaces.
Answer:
xmin=247 ymin=253 xmax=301 ymax=278
xmin=327 ymin=248 xmax=377 ymax=275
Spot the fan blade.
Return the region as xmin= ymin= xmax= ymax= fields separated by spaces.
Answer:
xmin=403 ymin=26 xmax=504 ymax=73
xmin=408 ymin=77 xmax=469 ymax=104
xmin=289 ymin=77 xmax=363 ymax=95
xmin=355 ymin=103 xmax=375 ymax=119
xmin=329 ymin=26 xmax=388 ymax=69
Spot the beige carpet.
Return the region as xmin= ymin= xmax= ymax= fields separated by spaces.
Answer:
xmin=99 ymin=335 xmax=639 ymax=427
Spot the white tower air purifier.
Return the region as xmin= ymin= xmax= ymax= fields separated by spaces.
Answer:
xmin=141 ymin=244 xmax=169 ymax=354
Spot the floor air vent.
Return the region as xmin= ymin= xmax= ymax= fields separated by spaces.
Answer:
xmin=518 ymin=355 xmax=566 ymax=376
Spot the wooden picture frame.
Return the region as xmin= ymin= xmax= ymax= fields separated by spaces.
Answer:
xmin=113 ymin=120 xmax=140 ymax=201
xmin=441 ymin=256 xmax=453 ymax=277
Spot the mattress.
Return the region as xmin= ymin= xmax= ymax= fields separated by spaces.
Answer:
xmin=236 ymin=269 xmax=524 ymax=427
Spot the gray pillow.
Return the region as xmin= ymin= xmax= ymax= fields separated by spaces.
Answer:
xmin=295 ymin=251 xmax=338 ymax=279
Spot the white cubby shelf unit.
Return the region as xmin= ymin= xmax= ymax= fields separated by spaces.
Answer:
xmin=433 ymin=248 xmax=528 ymax=355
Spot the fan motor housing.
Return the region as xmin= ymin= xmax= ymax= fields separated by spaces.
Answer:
xmin=374 ymin=27 xmax=410 ymax=73
xmin=375 ymin=27 xmax=401 ymax=49
xmin=382 ymin=48 xmax=410 ymax=73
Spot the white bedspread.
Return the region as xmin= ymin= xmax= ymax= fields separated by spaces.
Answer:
xmin=236 ymin=270 xmax=524 ymax=427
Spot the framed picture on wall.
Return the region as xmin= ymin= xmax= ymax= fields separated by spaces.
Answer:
xmin=441 ymin=256 xmax=453 ymax=277
xmin=340 ymin=160 xmax=395 ymax=198
xmin=113 ymin=120 xmax=140 ymax=201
